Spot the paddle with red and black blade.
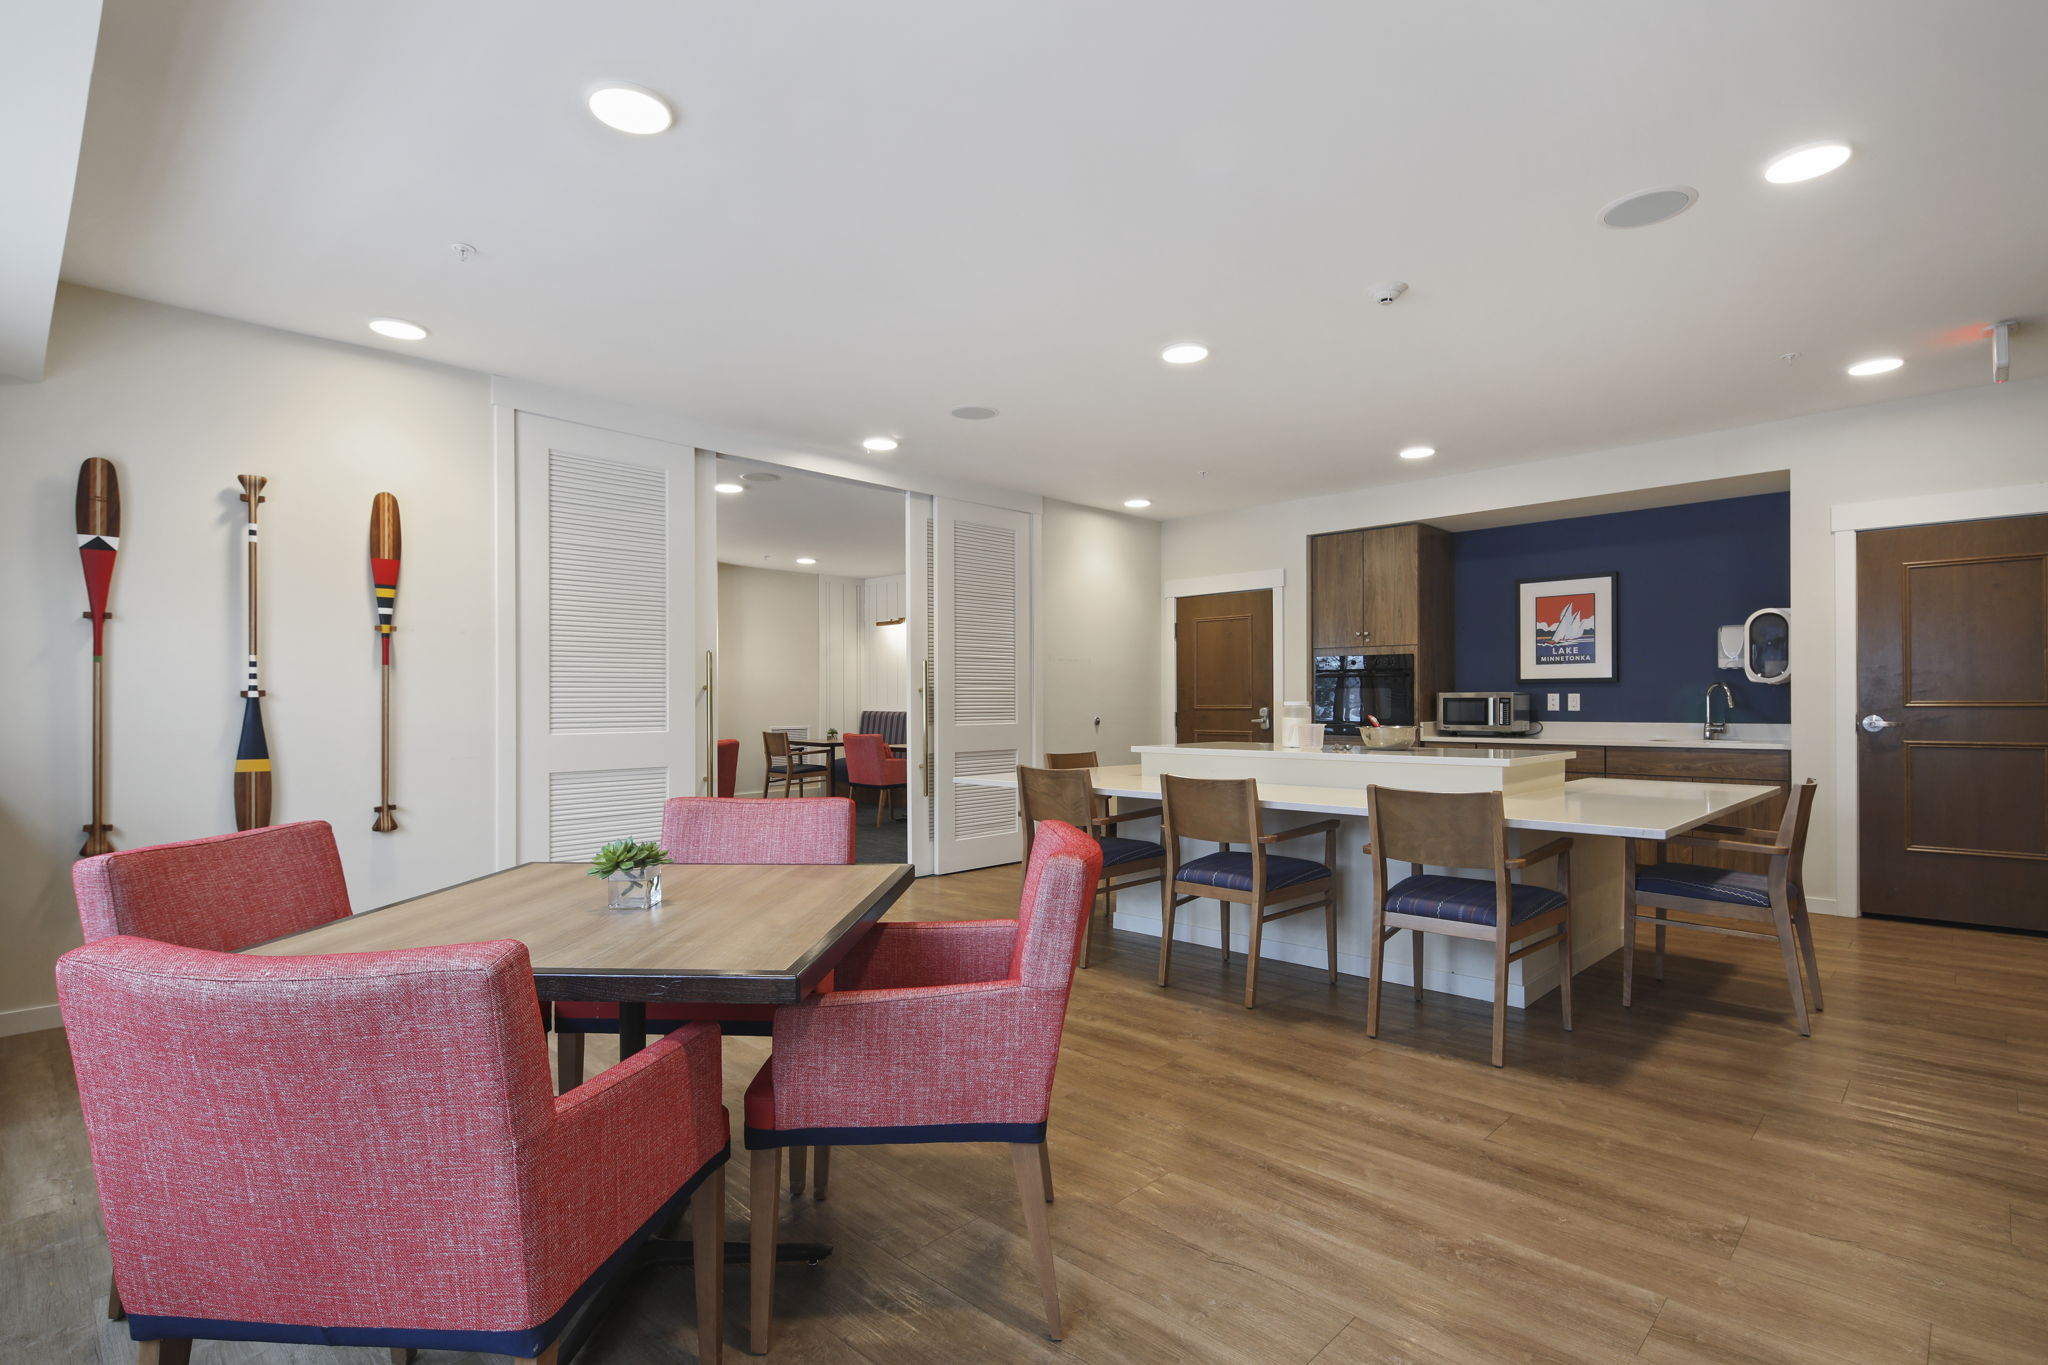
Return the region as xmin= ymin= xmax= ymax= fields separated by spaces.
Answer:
xmin=76 ymin=457 xmax=120 ymax=856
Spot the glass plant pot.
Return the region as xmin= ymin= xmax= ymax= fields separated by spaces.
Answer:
xmin=605 ymin=867 xmax=663 ymax=910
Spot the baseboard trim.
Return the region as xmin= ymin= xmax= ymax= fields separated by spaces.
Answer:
xmin=0 ymin=1003 xmax=61 ymax=1038
xmin=1805 ymin=895 xmax=1850 ymax=918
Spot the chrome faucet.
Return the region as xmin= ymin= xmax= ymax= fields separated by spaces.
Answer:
xmin=1702 ymin=682 xmax=1734 ymax=740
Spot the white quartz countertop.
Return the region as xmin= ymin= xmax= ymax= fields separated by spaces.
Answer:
xmin=970 ymin=765 xmax=1780 ymax=840
xmin=1131 ymin=741 xmax=1568 ymax=768
xmin=1424 ymin=727 xmax=1791 ymax=753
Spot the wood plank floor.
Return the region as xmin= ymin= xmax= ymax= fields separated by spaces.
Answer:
xmin=5 ymin=865 xmax=2046 ymax=1364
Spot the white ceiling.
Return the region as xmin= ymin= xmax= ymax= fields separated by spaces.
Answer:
xmin=60 ymin=1 xmax=2048 ymax=517
xmin=715 ymin=457 xmax=906 ymax=580
xmin=1 ymin=0 xmax=101 ymax=381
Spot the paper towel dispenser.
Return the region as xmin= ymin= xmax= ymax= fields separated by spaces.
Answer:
xmin=1744 ymin=608 xmax=1790 ymax=686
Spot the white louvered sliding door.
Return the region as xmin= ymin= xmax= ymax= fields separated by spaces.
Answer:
xmin=927 ymin=497 xmax=1034 ymax=873
xmin=515 ymin=414 xmax=699 ymax=863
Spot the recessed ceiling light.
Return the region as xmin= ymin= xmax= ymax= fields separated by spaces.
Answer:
xmin=587 ymin=84 xmax=675 ymax=135
xmin=1161 ymin=343 xmax=1209 ymax=364
xmin=367 ymin=318 xmax=428 ymax=341
xmin=1398 ymin=446 xmax=1436 ymax=460
xmin=951 ymin=406 xmax=999 ymax=420
xmin=1599 ymin=187 xmax=1698 ymax=229
xmin=795 ymin=557 xmax=817 ymax=566
xmin=714 ymin=482 xmax=745 ymax=494
xmin=862 ymin=436 xmax=899 ymax=452
xmin=1123 ymin=498 xmax=1152 ymax=509
xmin=1846 ymin=356 xmax=1904 ymax=376
xmin=1764 ymin=142 xmax=1852 ymax=184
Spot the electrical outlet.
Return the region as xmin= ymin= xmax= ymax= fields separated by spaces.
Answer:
xmin=1567 ymin=693 xmax=1581 ymax=712
xmin=1546 ymin=693 xmax=1560 ymax=711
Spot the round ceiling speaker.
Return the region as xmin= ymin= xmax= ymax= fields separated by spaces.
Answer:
xmin=740 ymin=471 xmax=781 ymax=483
xmin=1599 ymin=186 xmax=1698 ymax=229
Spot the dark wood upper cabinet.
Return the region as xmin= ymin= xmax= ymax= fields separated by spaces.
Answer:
xmin=1308 ymin=523 xmax=1449 ymax=649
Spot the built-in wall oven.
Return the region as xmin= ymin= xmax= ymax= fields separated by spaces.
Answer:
xmin=1312 ymin=652 xmax=1415 ymax=734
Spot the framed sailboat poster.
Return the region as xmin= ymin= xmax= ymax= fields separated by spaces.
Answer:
xmin=1518 ymin=573 xmax=1618 ymax=681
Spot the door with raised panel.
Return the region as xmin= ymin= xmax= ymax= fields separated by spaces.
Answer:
xmin=514 ymin=413 xmax=701 ymax=864
xmin=1856 ymin=513 xmax=2048 ymax=929
xmin=1175 ymin=589 xmax=1274 ymax=743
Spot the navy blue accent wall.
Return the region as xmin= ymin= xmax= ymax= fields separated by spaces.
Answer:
xmin=1451 ymin=493 xmax=1790 ymax=723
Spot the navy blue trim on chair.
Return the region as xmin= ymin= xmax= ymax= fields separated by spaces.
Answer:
xmin=744 ymin=1120 xmax=1046 ymax=1151
xmin=126 ymin=1144 xmax=730 ymax=1355
xmin=1634 ymin=862 xmax=1785 ymax=908
xmin=1097 ymin=836 xmax=1163 ymax=867
xmin=1384 ymin=874 xmax=1565 ymax=926
xmin=1175 ymin=850 xmax=1327 ymax=893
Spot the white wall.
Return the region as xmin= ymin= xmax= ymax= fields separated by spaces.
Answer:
xmin=859 ymin=573 xmax=909 ymax=718
xmin=0 ymin=286 xmax=494 ymax=1031
xmin=716 ymin=564 xmax=821 ymax=796
xmin=1040 ymin=499 xmax=1163 ymax=765
xmin=1160 ymin=374 xmax=2048 ymax=916
xmin=815 ymin=574 xmax=862 ymax=740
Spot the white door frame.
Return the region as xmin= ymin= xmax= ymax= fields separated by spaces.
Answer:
xmin=1827 ymin=479 xmax=2048 ymax=919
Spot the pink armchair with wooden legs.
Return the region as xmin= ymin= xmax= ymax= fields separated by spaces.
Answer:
xmin=842 ymin=731 xmax=907 ymax=826
xmin=741 ymin=819 xmax=1104 ymax=1353
xmin=57 ymin=936 xmax=730 ymax=1365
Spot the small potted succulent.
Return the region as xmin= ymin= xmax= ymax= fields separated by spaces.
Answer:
xmin=589 ymin=837 xmax=670 ymax=910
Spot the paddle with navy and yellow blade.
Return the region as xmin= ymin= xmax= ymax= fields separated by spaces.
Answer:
xmin=370 ymin=492 xmax=401 ymax=832
xmin=76 ymin=458 xmax=120 ymax=856
xmin=234 ymin=475 xmax=272 ymax=831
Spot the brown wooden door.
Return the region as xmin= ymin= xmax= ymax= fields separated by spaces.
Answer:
xmin=1309 ymin=532 xmax=1365 ymax=649
xmin=1857 ymin=513 xmax=2048 ymax=929
xmin=1175 ymin=590 xmax=1274 ymax=743
xmin=1359 ymin=524 xmax=1420 ymax=646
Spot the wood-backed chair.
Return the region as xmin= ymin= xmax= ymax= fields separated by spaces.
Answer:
xmin=1624 ymin=778 xmax=1822 ymax=1035
xmin=1043 ymin=751 xmax=1099 ymax=769
xmin=1019 ymin=765 xmax=1164 ymax=966
xmin=1364 ymin=785 xmax=1574 ymax=1068
xmin=1158 ymin=775 xmax=1340 ymax=1008
xmin=762 ymin=729 xmax=829 ymax=797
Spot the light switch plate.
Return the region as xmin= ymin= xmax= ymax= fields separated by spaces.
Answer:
xmin=1546 ymin=693 xmax=1560 ymax=711
xmin=1567 ymin=693 xmax=1581 ymax=712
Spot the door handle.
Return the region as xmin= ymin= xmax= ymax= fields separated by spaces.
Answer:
xmin=1859 ymin=713 xmax=1900 ymax=733
xmin=1255 ymin=705 xmax=1271 ymax=730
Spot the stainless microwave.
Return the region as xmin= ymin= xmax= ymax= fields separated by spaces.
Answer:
xmin=1436 ymin=691 xmax=1535 ymax=735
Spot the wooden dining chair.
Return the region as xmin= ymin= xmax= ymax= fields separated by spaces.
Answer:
xmin=1625 ymin=778 xmax=1821 ymax=1035
xmin=762 ymin=729 xmax=829 ymax=797
xmin=1019 ymin=765 xmax=1164 ymax=966
xmin=1043 ymin=751 xmax=1099 ymax=769
xmin=1363 ymin=785 xmax=1574 ymax=1068
xmin=1158 ymin=775 xmax=1340 ymax=1008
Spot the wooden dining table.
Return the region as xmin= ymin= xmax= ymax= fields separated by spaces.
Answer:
xmin=243 ymin=859 xmax=914 ymax=1354
xmin=246 ymin=859 xmax=914 ymax=1054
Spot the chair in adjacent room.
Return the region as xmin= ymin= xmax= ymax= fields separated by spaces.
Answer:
xmin=1158 ymin=774 xmax=1341 ymax=1008
xmin=58 ymin=935 xmax=730 ymax=1365
xmin=843 ymin=732 xmax=908 ymax=826
xmin=72 ymin=820 xmax=354 ymax=1321
xmin=1625 ymin=778 xmax=1822 ymax=1036
xmin=740 ymin=820 xmax=1103 ymax=1353
xmin=715 ymin=738 xmax=739 ymax=798
xmin=1363 ymin=784 xmax=1575 ymax=1069
xmin=832 ymin=709 xmax=908 ymax=793
xmin=762 ymin=729 xmax=829 ymax=797
xmin=1019 ymin=764 xmax=1163 ymax=966
xmin=552 ymin=796 xmax=856 ymax=1199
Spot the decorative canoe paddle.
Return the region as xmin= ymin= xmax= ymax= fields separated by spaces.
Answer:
xmin=76 ymin=458 xmax=120 ymax=856
xmin=369 ymin=492 xmax=401 ymax=832
xmin=234 ymin=475 xmax=273 ymax=831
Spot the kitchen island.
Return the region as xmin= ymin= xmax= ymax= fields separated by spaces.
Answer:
xmin=965 ymin=742 xmax=1779 ymax=1007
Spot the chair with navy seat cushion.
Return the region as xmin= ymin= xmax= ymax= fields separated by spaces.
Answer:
xmin=1364 ymin=785 xmax=1575 ymax=1068
xmin=58 ymin=934 xmax=729 ymax=1365
xmin=1158 ymin=775 xmax=1340 ymax=1008
xmin=762 ymin=729 xmax=829 ymax=797
xmin=1625 ymin=779 xmax=1821 ymax=1036
xmin=1019 ymin=765 xmax=1164 ymax=967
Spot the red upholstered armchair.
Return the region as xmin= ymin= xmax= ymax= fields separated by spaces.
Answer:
xmin=715 ymin=738 xmax=739 ymax=798
xmin=842 ymin=731 xmax=907 ymax=826
xmin=742 ymin=819 xmax=1103 ymax=1351
xmin=57 ymin=936 xmax=729 ymax=1365
xmin=73 ymin=820 xmax=350 ymax=949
